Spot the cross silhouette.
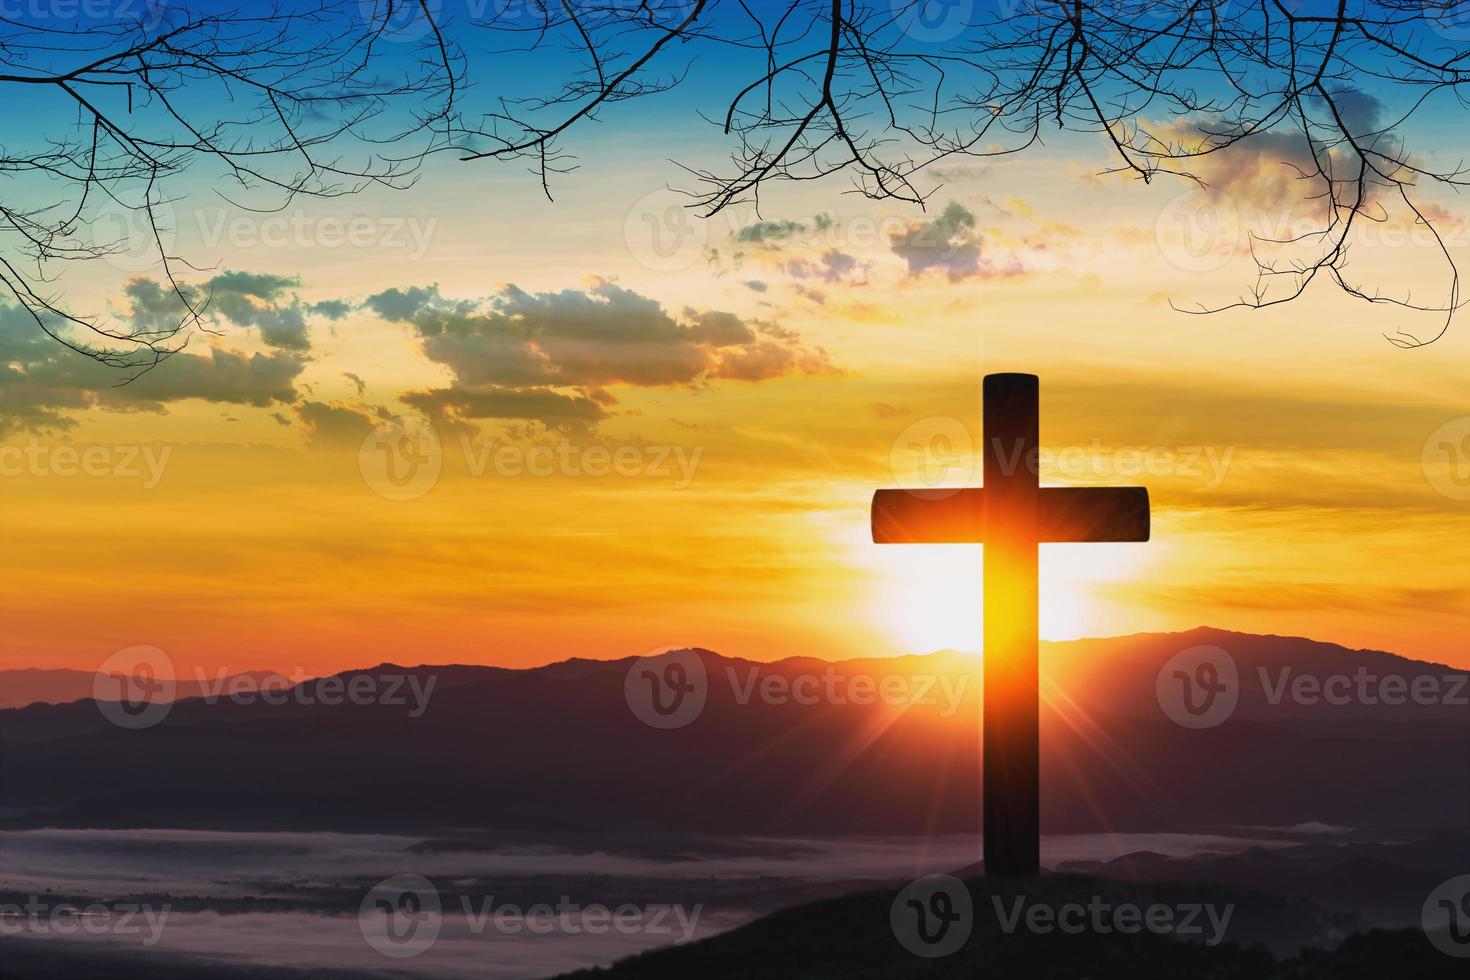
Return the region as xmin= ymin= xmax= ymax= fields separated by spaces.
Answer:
xmin=872 ymin=373 xmax=1150 ymax=877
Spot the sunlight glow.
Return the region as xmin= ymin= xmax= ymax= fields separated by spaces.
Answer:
xmin=855 ymin=532 xmax=1155 ymax=655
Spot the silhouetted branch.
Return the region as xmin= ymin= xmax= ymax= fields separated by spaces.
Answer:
xmin=462 ymin=0 xmax=1470 ymax=342
xmin=1 ymin=0 xmax=460 ymax=372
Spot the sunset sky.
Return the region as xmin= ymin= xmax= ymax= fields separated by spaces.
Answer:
xmin=2 ymin=12 xmax=1468 ymax=676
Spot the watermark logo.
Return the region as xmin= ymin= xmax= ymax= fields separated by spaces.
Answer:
xmin=1427 ymin=2 xmax=1470 ymax=44
xmin=93 ymin=645 xmax=176 ymax=730
xmin=624 ymin=648 xmax=708 ymax=729
xmin=359 ymin=874 xmax=442 ymax=958
xmin=890 ymin=0 xmax=974 ymax=43
xmin=0 ymin=440 xmax=172 ymax=487
xmin=358 ymin=875 xmax=704 ymax=957
xmin=1422 ymin=874 xmax=1470 ymax=958
xmin=986 ymin=436 xmax=1234 ymax=487
xmin=358 ymin=427 xmax=705 ymax=497
xmin=727 ymin=665 xmax=970 ymax=718
xmin=625 ymin=655 xmax=971 ymax=727
xmin=1156 ymin=645 xmax=1239 ymax=729
xmin=194 ymin=668 xmax=438 ymax=716
xmin=89 ymin=663 xmax=438 ymax=729
xmin=359 ymin=415 xmax=443 ymax=500
xmin=195 ymin=209 xmax=437 ymax=259
xmin=992 ymin=893 xmax=1233 ymax=946
xmin=1155 ymin=188 xmax=1243 ymax=273
xmin=891 ymin=874 xmax=972 ymax=958
xmin=2 ymin=0 xmax=169 ymax=31
xmin=460 ymin=435 xmax=702 ymax=486
xmin=1258 ymin=666 xmax=1466 ymax=708
xmin=890 ymin=416 xmax=975 ymax=496
xmin=134 ymin=0 xmax=167 ymax=30
xmin=89 ymin=193 xmax=178 ymax=274
xmin=460 ymin=894 xmax=702 ymax=942
xmin=1157 ymin=187 xmax=1470 ymax=276
xmin=624 ymin=188 xmax=708 ymax=273
xmin=1423 ymin=416 xmax=1470 ymax=501
xmin=887 ymin=419 xmax=1233 ymax=494
xmin=357 ymin=0 xmax=444 ymax=42
xmin=0 ymin=898 xmax=169 ymax=946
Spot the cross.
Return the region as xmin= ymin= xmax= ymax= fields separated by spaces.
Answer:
xmin=871 ymin=373 xmax=1150 ymax=878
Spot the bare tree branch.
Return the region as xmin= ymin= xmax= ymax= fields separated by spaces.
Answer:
xmin=1 ymin=0 xmax=461 ymax=372
xmin=459 ymin=0 xmax=1470 ymax=344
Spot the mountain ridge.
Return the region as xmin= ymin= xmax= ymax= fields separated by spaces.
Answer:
xmin=2 ymin=627 xmax=1464 ymax=837
xmin=3 ymin=625 xmax=1458 ymax=712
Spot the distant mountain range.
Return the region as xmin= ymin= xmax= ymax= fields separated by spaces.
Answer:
xmin=2 ymin=628 xmax=1465 ymax=835
xmin=0 ymin=668 xmax=288 ymax=710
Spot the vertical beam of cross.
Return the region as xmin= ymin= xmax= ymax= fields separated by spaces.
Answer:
xmin=980 ymin=374 xmax=1041 ymax=877
xmin=871 ymin=372 xmax=1150 ymax=878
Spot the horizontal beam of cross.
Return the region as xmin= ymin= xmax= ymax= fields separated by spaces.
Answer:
xmin=871 ymin=486 xmax=1150 ymax=544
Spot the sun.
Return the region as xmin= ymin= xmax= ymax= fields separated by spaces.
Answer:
xmin=858 ymin=538 xmax=1152 ymax=654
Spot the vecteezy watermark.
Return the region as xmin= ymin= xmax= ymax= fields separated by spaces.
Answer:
xmin=358 ymin=875 xmax=703 ymax=959
xmin=360 ymin=874 xmax=442 ymax=958
xmin=890 ymin=0 xmax=975 ymax=43
xmin=0 ymin=440 xmax=172 ymax=488
xmin=192 ymin=668 xmax=438 ymax=717
xmin=89 ymin=192 xmax=176 ymax=273
xmin=356 ymin=0 xmax=445 ymax=42
xmin=1157 ymin=644 xmax=1468 ymax=729
xmin=990 ymin=438 xmax=1234 ymax=488
xmin=624 ymin=649 xmax=972 ymax=729
xmin=91 ymin=646 xmax=438 ymax=730
xmin=726 ymin=665 xmax=971 ymax=718
xmin=358 ymin=416 xmax=706 ymax=500
xmin=731 ymin=210 xmax=963 ymax=258
xmin=93 ymin=646 xmax=177 ymax=730
xmin=633 ymin=197 xmax=974 ymax=279
xmin=362 ymin=0 xmax=700 ymax=40
xmin=1156 ymin=185 xmax=1470 ymax=274
xmin=1258 ymin=666 xmax=1468 ymax=708
xmin=890 ymin=874 xmax=973 ymax=958
xmin=461 ymin=436 xmax=702 ymax=487
xmin=1155 ymin=188 xmax=1243 ymax=273
xmin=889 ymin=416 xmax=976 ymax=495
xmin=0 ymin=898 xmax=170 ymax=946
xmin=1422 ymin=416 xmax=1470 ymax=501
xmin=624 ymin=187 xmax=709 ymax=273
xmin=359 ymin=415 xmax=443 ymax=501
xmin=1 ymin=0 xmax=168 ymax=29
xmin=194 ymin=209 xmax=437 ymax=260
xmin=990 ymin=893 xmax=1234 ymax=947
xmin=1422 ymin=874 xmax=1470 ymax=958
xmin=888 ymin=419 xmax=1235 ymax=494
xmin=889 ymin=873 xmax=1236 ymax=959
xmin=624 ymin=648 xmax=709 ymax=730
xmin=1156 ymin=645 xmax=1240 ymax=729
xmin=1427 ymin=1 xmax=1470 ymax=44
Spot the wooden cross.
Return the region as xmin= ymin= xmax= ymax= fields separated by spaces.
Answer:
xmin=872 ymin=373 xmax=1150 ymax=877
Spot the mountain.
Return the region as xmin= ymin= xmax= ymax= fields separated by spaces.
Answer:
xmin=0 ymin=668 xmax=98 ymax=709
xmin=1 ymin=628 xmax=1465 ymax=835
xmin=0 ymin=667 xmax=289 ymax=710
xmin=1058 ymin=829 xmax=1470 ymax=927
xmin=549 ymin=873 xmax=1464 ymax=980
